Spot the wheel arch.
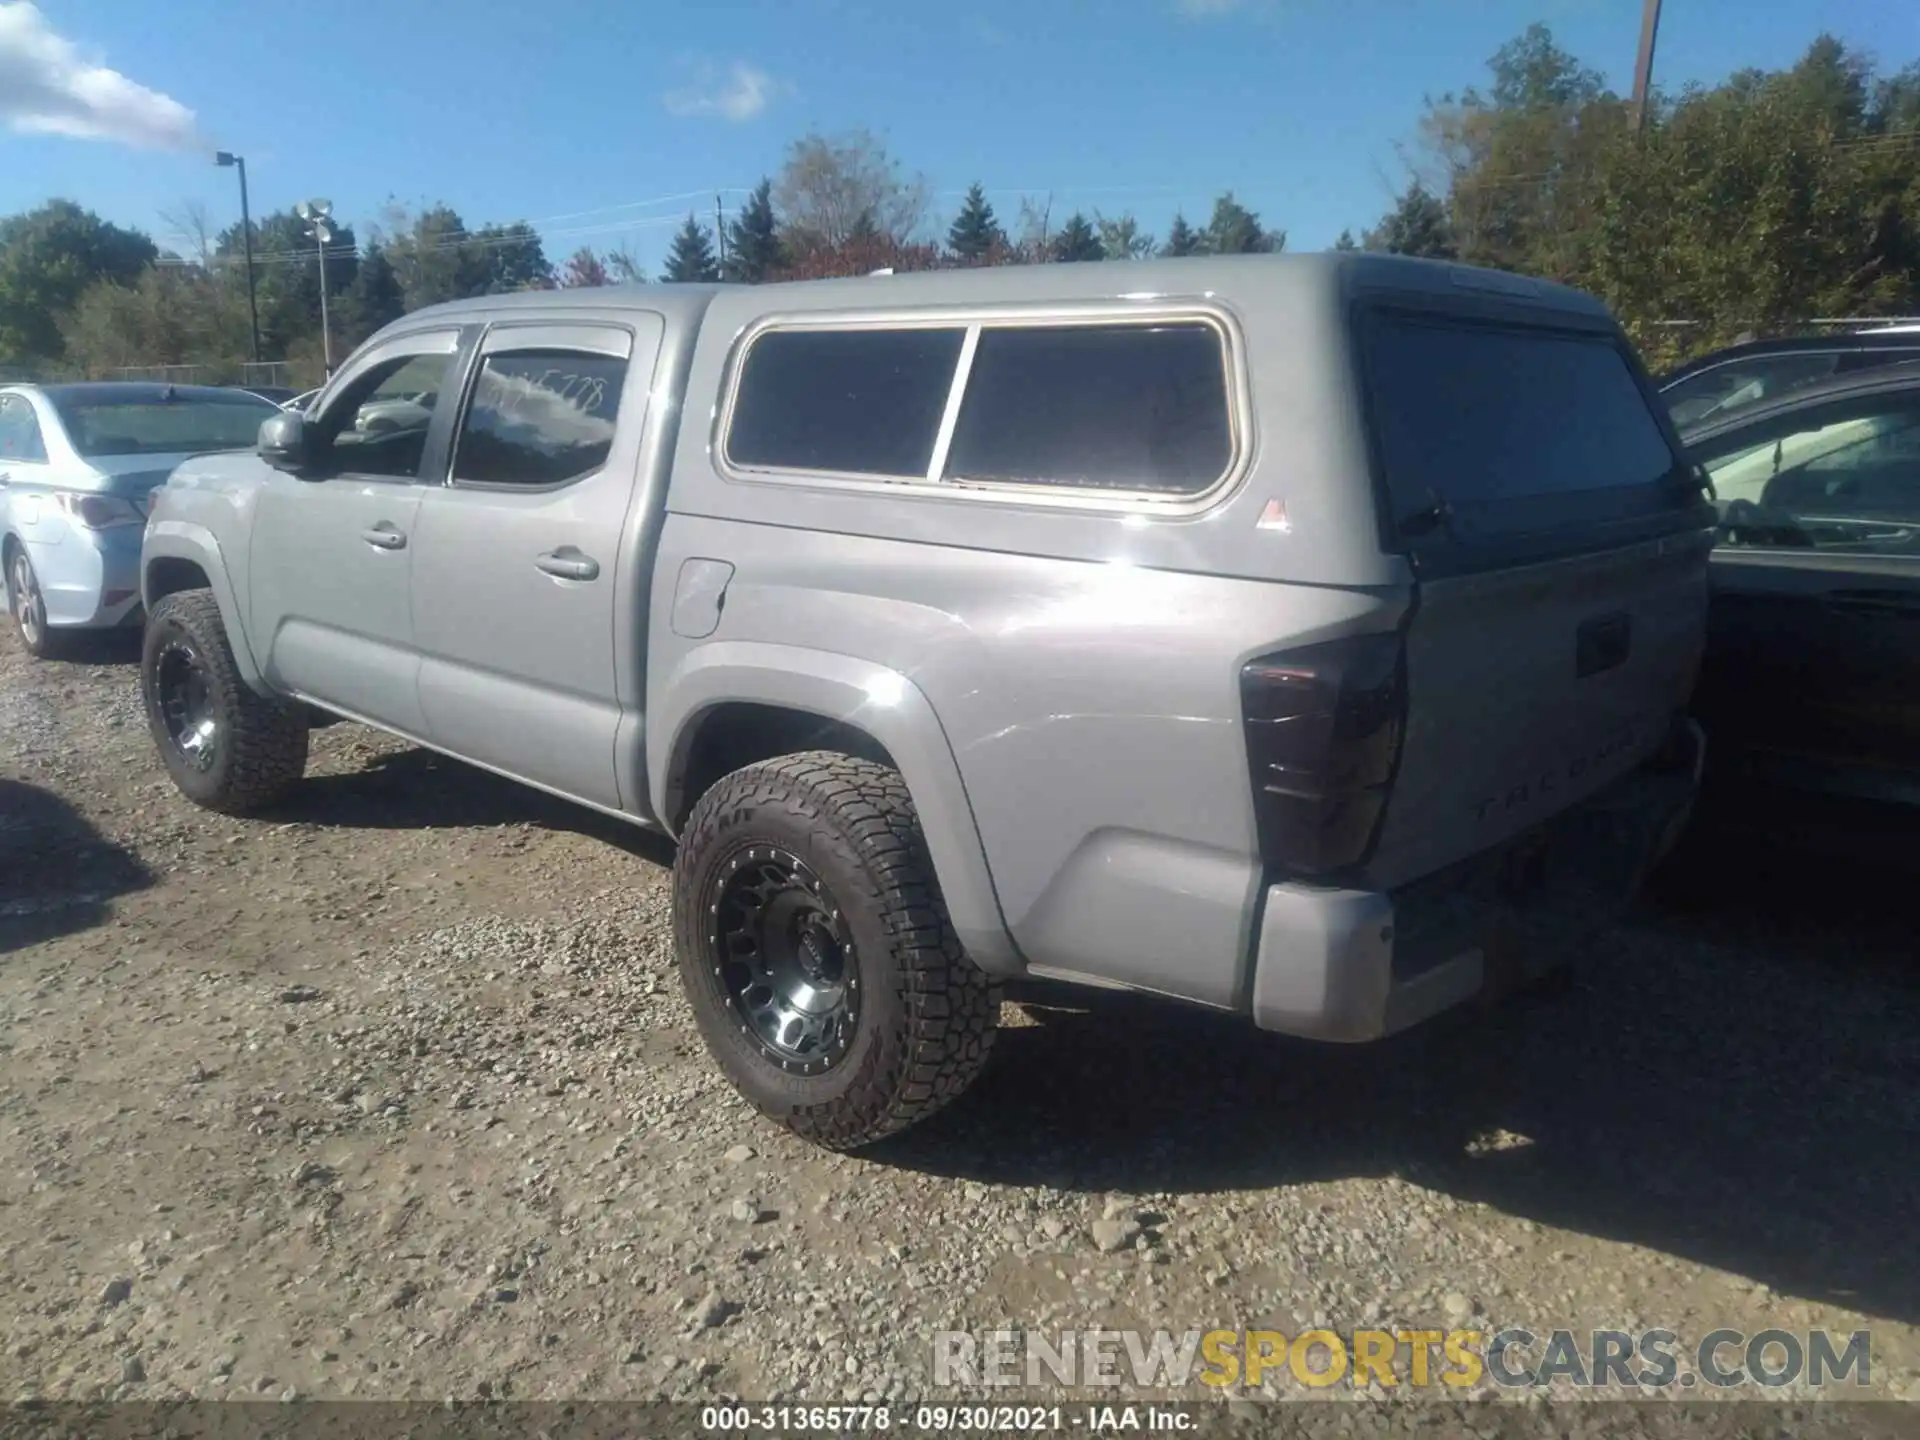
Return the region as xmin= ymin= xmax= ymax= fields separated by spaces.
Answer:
xmin=650 ymin=641 xmax=1022 ymax=975
xmin=140 ymin=522 xmax=267 ymax=693
xmin=2 ymin=528 xmax=28 ymax=611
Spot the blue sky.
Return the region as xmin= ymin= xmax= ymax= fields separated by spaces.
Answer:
xmin=2 ymin=0 xmax=1913 ymax=270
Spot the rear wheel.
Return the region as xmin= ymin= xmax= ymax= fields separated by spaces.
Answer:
xmin=672 ymin=751 xmax=999 ymax=1150
xmin=8 ymin=544 xmax=67 ymax=660
xmin=141 ymin=589 xmax=310 ymax=814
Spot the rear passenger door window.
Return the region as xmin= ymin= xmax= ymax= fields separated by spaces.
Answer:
xmin=726 ymin=327 xmax=965 ymax=479
xmin=943 ymin=323 xmax=1233 ymax=494
xmin=452 ymin=349 xmax=629 ymax=488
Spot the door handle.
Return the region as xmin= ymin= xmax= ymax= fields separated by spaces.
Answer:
xmin=360 ymin=524 xmax=407 ymax=551
xmin=535 ymin=548 xmax=600 ymax=582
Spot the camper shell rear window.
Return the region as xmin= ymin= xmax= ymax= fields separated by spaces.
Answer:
xmin=1358 ymin=308 xmax=1693 ymax=553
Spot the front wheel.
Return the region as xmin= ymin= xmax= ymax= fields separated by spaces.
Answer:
xmin=142 ymin=589 xmax=310 ymax=814
xmin=672 ymin=751 xmax=1000 ymax=1150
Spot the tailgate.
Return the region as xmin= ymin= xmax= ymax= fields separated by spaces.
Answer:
xmin=1352 ymin=301 xmax=1713 ymax=889
xmin=1367 ymin=535 xmax=1709 ymax=887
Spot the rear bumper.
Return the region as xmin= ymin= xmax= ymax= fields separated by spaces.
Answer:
xmin=1249 ymin=716 xmax=1704 ymax=1042
xmin=16 ymin=527 xmax=143 ymax=629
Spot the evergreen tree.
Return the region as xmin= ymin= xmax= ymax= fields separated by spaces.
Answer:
xmin=1205 ymin=192 xmax=1280 ymax=254
xmin=1051 ymin=212 xmax=1103 ymax=263
xmin=1097 ymin=213 xmax=1155 ymax=260
xmin=1363 ymin=182 xmax=1457 ymax=259
xmin=461 ymin=222 xmax=552 ymax=293
xmin=1161 ymin=213 xmax=1204 ymax=257
xmin=216 ymin=210 xmax=359 ymax=357
xmin=343 ymin=241 xmax=406 ymax=340
xmin=725 ymin=180 xmax=785 ymax=283
xmin=947 ymin=183 xmax=1007 ymax=260
xmin=1332 ymin=229 xmax=1360 ymax=251
xmin=663 ymin=214 xmax=720 ymax=283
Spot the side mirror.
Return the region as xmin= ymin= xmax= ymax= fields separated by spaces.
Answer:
xmin=258 ymin=411 xmax=321 ymax=477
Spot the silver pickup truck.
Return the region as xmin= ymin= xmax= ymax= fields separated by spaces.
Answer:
xmin=139 ymin=254 xmax=1710 ymax=1150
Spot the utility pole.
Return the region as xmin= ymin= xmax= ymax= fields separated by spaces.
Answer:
xmin=714 ymin=193 xmax=728 ymax=275
xmin=215 ymin=152 xmax=261 ymax=364
xmin=1631 ymin=0 xmax=1664 ymax=134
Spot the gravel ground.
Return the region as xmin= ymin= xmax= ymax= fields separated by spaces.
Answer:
xmin=2 ymin=621 xmax=1918 ymax=1415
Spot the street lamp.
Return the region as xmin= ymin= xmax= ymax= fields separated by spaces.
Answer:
xmin=1631 ymin=0 xmax=1664 ymax=134
xmin=214 ymin=151 xmax=261 ymax=364
xmin=295 ymin=199 xmax=335 ymax=375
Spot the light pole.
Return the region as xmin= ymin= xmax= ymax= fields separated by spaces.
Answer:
xmin=214 ymin=151 xmax=261 ymax=364
xmin=1631 ymin=0 xmax=1664 ymax=134
xmin=296 ymin=199 xmax=335 ymax=375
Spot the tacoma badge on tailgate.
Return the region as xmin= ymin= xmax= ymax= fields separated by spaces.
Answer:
xmin=1470 ymin=715 xmax=1646 ymax=824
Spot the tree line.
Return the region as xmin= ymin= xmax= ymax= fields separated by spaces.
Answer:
xmin=2 ymin=24 xmax=1916 ymax=385
xmin=1344 ymin=27 xmax=1920 ymax=368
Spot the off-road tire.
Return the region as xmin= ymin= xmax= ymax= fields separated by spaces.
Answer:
xmin=142 ymin=589 xmax=310 ymax=814
xmin=673 ymin=751 xmax=1000 ymax=1150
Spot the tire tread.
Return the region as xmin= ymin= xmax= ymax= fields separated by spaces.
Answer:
xmin=673 ymin=750 xmax=999 ymax=1150
xmin=144 ymin=589 xmax=308 ymax=814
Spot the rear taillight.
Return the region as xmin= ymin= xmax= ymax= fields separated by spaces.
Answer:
xmin=1239 ymin=631 xmax=1407 ymax=878
xmin=56 ymin=492 xmax=144 ymax=530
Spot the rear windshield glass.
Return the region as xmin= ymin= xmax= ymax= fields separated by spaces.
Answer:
xmin=1361 ymin=311 xmax=1684 ymax=543
xmin=51 ymin=393 xmax=280 ymax=458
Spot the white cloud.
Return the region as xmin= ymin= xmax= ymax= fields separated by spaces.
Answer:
xmin=663 ymin=60 xmax=781 ymax=123
xmin=0 ymin=1 xmax=200 ymax=150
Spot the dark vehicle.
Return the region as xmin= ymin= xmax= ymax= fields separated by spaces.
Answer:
xmin=1659 ymin=330 xmax=1920 ymax=430
xmin=1684 ymin=360 xmax=1920 ymax=815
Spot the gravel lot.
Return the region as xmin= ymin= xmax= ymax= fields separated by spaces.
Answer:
xmin=2 ymin=620 xmax=1918 ymax=1415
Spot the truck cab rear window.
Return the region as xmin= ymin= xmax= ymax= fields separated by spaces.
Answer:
xmin=1361 ymin=311 xmax=1683 ymax=543
xmin=727 ymin=327 xmax=964 ymax=478
xmin=944 ymin=323 xmax=1232 ymax=494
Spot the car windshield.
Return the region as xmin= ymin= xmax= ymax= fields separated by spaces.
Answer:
xmin=51 ymin=392 xmax=279 ymax=458
xmin=1663 ymin=354 xmax=1844 ymax=429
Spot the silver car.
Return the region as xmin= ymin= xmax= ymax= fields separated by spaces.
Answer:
xmin=0 ymin=382 xmax=280 ymax=658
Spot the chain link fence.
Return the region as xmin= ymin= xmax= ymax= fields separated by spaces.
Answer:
xmin=97 ymin=361 xmax=300 ymax=388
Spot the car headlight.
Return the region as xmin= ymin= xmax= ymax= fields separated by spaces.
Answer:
xmin=56 ymin=492 xmax=146 ymax=530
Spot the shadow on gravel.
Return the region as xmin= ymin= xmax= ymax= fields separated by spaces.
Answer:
xmin=875 ymin=832 xmax=1920 ymax=1327
xmin=283 ymin=746 xmax=677 ymax=868
xmin=0 ymin=777 xmax=154 ymax=953
xmin=43 ymin=628 xmax=143 ymax=666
